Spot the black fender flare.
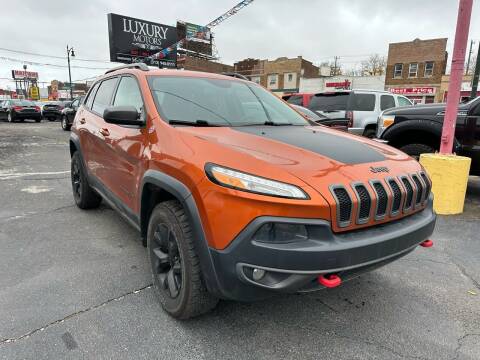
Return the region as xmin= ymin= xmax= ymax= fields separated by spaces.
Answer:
xmin=69 ymin=132 xmax=81 ymax=157
xmin=140 ymin=170 xmax=222 ymax=297
xmin=382 ymin=119 xmax=461 ymax=152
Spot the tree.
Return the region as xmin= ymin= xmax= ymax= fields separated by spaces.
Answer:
xmin=466 ymin=55 xmax=477 ymax=75
xmin=361 ymin=54 xmax=386 ymax=76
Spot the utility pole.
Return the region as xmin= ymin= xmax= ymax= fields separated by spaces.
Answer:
xmin=470 ymin=43 xmax=480 ymax=100
xmin=440 ymin=0 xmax=473 ymax=154
xmin=465 ymin=39 xmax=474 ymax=74
xmin=66 ymin=45 xmax=75 ymax=100
xmin=333 ymin=56 xmax=339 ymax=76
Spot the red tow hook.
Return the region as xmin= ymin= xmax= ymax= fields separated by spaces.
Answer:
xmin=420 ymin=239 xmax=434 ymax=248
xmin=318 ymin=274 xmax=342 ymax=288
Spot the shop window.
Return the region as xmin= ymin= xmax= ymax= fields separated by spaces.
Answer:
xmin=408 ymin=63 xmax=418 ymax=78
xmin=393 ymin=64 xmax=403 ymax=78
xmin=424 ymin=61 xmax=434 ymax=77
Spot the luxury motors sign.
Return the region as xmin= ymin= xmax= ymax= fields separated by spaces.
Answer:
xmin=107 ymin=13 xmax=177 ymax=68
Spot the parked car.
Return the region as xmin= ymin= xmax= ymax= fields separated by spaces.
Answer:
xmin=378 ymin=97 xmax=480 ymax=175
xmin=307 ymin=90 xmax=413 ymax=138
xmin=291 ymin=104 xmax=348 ymax=131
xmin=282 ymin=93 xmax=315 ymax=107
xmin=42 ymin=101 xmax=64 ymax=121
xmin=0 ymin=99 xmax=42 ymax=122
xmin=61 ymin=96 xmax=84 ymax=131
xmin=70 ymin=63 xmax=435 ymax=319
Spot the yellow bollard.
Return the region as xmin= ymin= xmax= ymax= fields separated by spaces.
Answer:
xmin=419 ymin=154 xmax=471 ymax=215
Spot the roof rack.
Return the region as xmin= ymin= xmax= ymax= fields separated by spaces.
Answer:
xmin=105 ymin=63 xmax=150 ymax=74
xmin=221 ymin=72 xmax=250 ymax=81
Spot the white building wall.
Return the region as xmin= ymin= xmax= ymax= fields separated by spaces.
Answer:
xmin=299 ymin=75 xmax=386 ymax=93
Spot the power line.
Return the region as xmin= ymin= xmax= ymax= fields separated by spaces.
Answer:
xmin=0 ymin=47 xmax=112 ymax=63
xmin=0 ymin=56 xmax=111 ymax=70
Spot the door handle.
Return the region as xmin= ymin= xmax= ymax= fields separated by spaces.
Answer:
xmin=99 ymin=128 xmax=110 ymax=137
xmin=79 ymin=118 xmax=86 ymax=124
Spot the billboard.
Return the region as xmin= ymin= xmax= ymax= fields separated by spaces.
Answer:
xmin=177 ymin=21 xmax=213 ymax=58
xmin=12 ymin=70 xmax=39 ymax=79
xmin=107 ymin=13 xmax=177 ymax=68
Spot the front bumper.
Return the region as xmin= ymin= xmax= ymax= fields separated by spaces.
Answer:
xmin=209 ymin=199 xmax=436 ymax=301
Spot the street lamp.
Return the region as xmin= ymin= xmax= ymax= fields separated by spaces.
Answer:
xmin=66 ymin=45 xmax=75 ymax=100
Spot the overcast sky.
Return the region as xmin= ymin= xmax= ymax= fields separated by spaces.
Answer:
xmin=0 ymin=0 xmax=479 ymax=90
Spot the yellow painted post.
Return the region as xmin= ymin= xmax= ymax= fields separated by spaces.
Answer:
xmin=419 ymin=154 xmax=471 ymax=215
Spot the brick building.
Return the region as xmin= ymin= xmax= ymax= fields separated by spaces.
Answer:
xmin=178 ymin=55 xmax=234 ymax=74
xmin=234 ymin=56 xmax=320 ymax=95
xmin=385 ymin=38 xmax=448 ymax=104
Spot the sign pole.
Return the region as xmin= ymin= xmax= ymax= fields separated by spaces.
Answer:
xmin=439 ymin=0 xmax=473 ymax=154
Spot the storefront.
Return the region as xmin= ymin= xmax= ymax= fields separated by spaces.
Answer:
xmin=388 ymin=87 xmax=437 ymax=104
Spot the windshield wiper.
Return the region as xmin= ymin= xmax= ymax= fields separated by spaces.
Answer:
xmin=262 ymin=120 xmax=293 ymax=126
xmin=168 ymin=119 xmax=224 ymax=127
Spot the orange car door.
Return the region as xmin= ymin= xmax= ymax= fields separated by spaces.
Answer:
xmin=102 ymin=75 xmax=147 ymax=212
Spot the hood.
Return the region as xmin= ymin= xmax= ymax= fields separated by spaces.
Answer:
xmin=176 ymin=125 xmax=418 ymax=195
xmin=383 ymin=102 xmax=470 ymax=116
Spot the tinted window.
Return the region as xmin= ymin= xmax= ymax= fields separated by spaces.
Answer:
xmin=309 ymin=93 xmax=349 ymax=111
xmin=285 ymin=95 xmax=303 ymax=106
xmin=380 ymin=95 xmax=396 ymax=110
xmin=113 ymin=76 xmax=144 ymax=113
xmin=12 ymin=100 xmax=35 ymax=106
xmin=148 ymin=76 xmax=308 ymax=126
xmin=85 ymin=83 xmax=99 ymax=109
xmin=397 ymin=96 xmax=412 ymax=107
xmin=350 ymin=93 xmax=375 ymax=111
xmin=92 ymin=78 xmax=117 ymax=115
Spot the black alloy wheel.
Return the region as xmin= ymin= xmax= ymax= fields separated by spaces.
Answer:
xmin=71 ymin=158 xmax=82 ymax=202
xmin=147 ymin=201 xmax=218 ymax=319
xmin=150 ymin=223 xmax=183 ymax=299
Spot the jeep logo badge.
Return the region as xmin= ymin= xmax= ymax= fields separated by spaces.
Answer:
xmin=370 ymin=166 xmax=389 ymax=173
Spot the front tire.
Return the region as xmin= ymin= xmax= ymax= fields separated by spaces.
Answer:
xmin=61 ymin=115 xmax=71 ymax=131
xmin=71 ymin=152 xmax=102 ymax=209
xmin=147 ymin=200 xmax=218 ymax=319
xmin=399 ymin=143 xmax=435 ymax=160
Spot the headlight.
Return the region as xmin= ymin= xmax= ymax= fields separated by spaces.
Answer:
xmin=380 ymin=115 xmax=395 ymax=128
xmin=205 ymin=164 xmax=309 ymax=199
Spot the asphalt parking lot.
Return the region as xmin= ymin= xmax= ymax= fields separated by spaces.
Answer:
xmin=0 ymin=120 xmax=479 ymax=360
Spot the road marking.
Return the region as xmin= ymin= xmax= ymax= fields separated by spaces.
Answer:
xmin=0 ymin=170 xmax=70 ymax=180
xmin=21 ymin=185 xmax=52 ymax=194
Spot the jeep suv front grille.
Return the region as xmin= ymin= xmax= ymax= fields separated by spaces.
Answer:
xmin=387 ymin=178 xmax=402 ymax=215
xmin=330 ymin=172 xmax=430 ymax=230
xmin=401 ymin=177 xmax=414 ymax=210
xmin=411 ymin=174 xmax=424 ymax=205
xmin=353 ymin=184 xmax=371 ymax=223
xmin=331 ymin=186 xmax=352 ymax=227
xmin=371 ymin=181 xmax=388 ymax=218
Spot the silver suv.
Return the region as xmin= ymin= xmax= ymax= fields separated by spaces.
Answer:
xmin=307 ymin=90 xmax=412 ymax=138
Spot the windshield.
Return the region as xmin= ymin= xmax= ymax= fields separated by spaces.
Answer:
xmin=148 ymin=76 xmax=309 ymax=126
xmin=12 ymin=100 xmax=35 ymax=106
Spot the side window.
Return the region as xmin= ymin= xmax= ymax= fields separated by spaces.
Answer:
xmin=71 ymin=99 xmax=79 ymax=108
xmin=85 ymin=83 xmax=99 ymax=110
xmin=92 ymin=78 xmax=118 ymax=115
xmin=397 ymin=96 xmax=412 ymax=107
xmin=286 ymin=95 xmax=304 ymax=106
xmin=380 ymin=95 xmax=396 ymax=110
xmin=112 ymin=76 xmax=144 ymax=113
xmin=350 ymin=93 xmax=375 ymax=111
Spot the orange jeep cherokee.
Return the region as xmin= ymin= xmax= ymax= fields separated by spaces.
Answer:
xmin=70 ymin=63 xmax=436 ymax=319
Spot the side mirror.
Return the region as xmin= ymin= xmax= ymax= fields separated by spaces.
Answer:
xmin=103 ymin=106 xmax=143 ymax=126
